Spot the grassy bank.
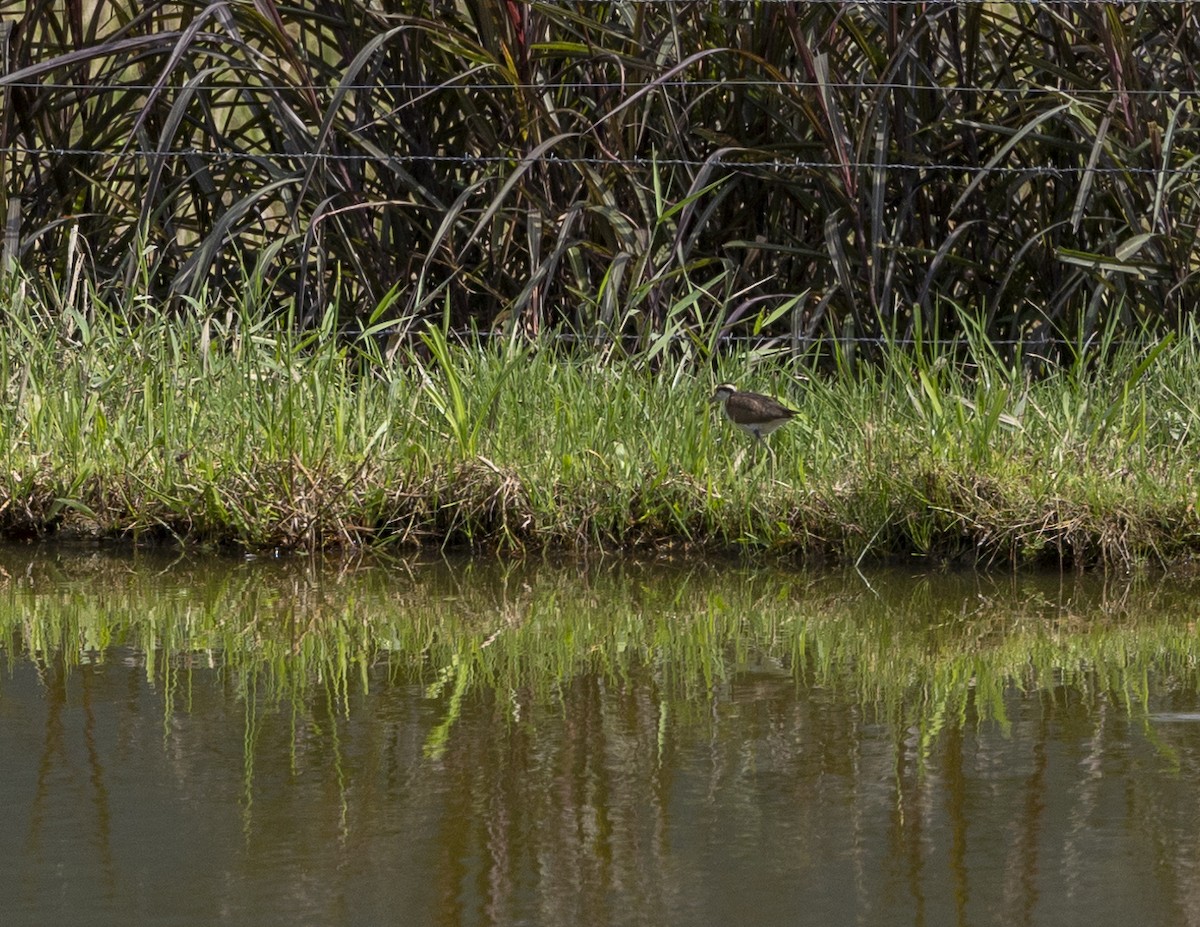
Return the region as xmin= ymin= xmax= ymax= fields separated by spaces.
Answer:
xmin=2 ymin=295 xmax=1199 ymax=568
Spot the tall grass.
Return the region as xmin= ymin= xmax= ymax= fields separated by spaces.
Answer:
xmin=2 ymin=0 xmax=1199 ymax=347
xmin=1 ymin=278 xmax=1199 ymax=566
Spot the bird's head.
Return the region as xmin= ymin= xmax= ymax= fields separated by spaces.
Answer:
xmin=709 ymin=383 xmax=737 ymax=404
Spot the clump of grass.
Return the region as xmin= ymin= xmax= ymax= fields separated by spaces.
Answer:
xmin=2 ymin=281 xmax=1200 ymax=568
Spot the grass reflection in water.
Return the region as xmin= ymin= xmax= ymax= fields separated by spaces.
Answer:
xmin=4 ymin=548 xmax=1199 ymax=769
xmin=6 ymin=549 xmax=1200 ymax=926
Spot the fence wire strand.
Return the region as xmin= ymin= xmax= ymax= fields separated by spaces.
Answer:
xmin=5 ymin=146 xmax=1200 ymax=178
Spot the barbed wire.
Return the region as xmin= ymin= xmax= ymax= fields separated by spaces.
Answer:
xmin=4 ymin=145 xmax=1200 ymax=177
xmin=594 ymin=0 xmax=1198 ymax=4
xmin=4 ymin=78 xmax=1200 ymax=96
xmin=26 ymin=0 xmax=1187 ymax=8
xmin=1 ymin=0 xmax=1194 ymax=10
xmin=460 ymin=329 xmax=1133 ymax=351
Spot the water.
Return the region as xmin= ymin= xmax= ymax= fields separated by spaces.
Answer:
xmin=3 ymin=547 xmax=1200 ymax=926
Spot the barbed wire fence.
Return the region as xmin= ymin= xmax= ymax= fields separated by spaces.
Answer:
xmin=2 ymin=2 xmax=1199 ymax=350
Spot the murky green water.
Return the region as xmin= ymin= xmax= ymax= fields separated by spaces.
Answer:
xmin=3 ymin=547 xmax=1200 ymax=926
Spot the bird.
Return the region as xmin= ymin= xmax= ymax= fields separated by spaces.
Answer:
xmin=709 ymin=382 xmax=798 ymax=444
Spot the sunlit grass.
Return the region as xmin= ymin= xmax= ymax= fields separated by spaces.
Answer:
xmin=2 ymin=287 xmax=1200 ymax=567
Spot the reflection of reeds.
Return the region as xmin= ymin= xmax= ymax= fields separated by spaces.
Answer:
xmin=9 ymin=555 xmax=1198 ymax=923
xmin=4 ymin=553 xmax=1199 ymax=766
xmin=2 ymin=305 xmax=1199 ymax=566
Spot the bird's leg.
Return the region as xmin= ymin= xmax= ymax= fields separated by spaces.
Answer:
xmin=747 ymin=433 xmax=770 ymax=473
